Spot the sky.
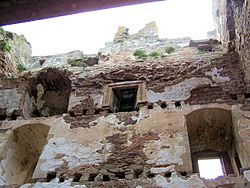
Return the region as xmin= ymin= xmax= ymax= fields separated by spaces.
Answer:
xmin=3 ymin=0 xmax=214 ymax=56
xmin=198 ymin=158 xmax=224 ymax=179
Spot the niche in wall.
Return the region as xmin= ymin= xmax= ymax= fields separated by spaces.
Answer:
xmin=24 ymin=68 xmax=71 ymax=118
xmin=102 ymin=81 xmax=146 ymax=112
xmin=186 ymin=108 xmax=242 ymax=179
xmin=0 ymin=123 xmax=50 ymax=184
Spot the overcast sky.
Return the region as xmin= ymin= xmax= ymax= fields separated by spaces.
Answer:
xmin=3 ymin=0 xmax=214 ymax=56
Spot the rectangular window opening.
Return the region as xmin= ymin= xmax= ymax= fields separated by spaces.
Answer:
xmin=112 ymin=87 xmax=138 ymax=112
xmin=198 ymin=157 xmax=224 ymax=179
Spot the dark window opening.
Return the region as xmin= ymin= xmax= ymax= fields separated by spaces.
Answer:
xmin=39 ymin=59 xmax=46 ymax=66
xmin=11 ymin=111 xmax=17 ymax=120
xmin=69 ymin=111 xmax=75 ymax=117
xmin=180 ymin=171 xmax=187 ymax=177
xmin=160 ymin=102 xmax=167 ymax=108
xmin=59 ymin=176 xmax=65 ymax=182
xmin=244 ymin=93 xmax=250 ymax=99
xmin=115 ymin=172 xmax=125 ymax=179
xmin=175 ymin=101 xmax=181 ymax=108
xmin=83 ymin=109 xmax=88 ymax=115
xmin=112 ymin=87 xmax=138 ymax=112
xmin=147 ymin=103 xmax=154 ymax=109
xmin=46 ymin=171 xmax=57 ymax=182
xmin=164 ymin=172 xmax=172 ymax=178
xmin=103 ymin=175 xmax=110 ymax=181
xmin=146 ymin=172 xmax=155 ymax=178
xmin=94 ymin=109 xmax=100 ymax=114
xmin=134 ymin=168 xmax=143 ymax=178
xmin=88 ymin=173 xmax=97 ymax=181
xmin=32 ymin=109 xmax=41 ymax=117
xmin=230 ymin=94 xmax=238 ymax=100
xmin=0 ymin=114 xmax=7 ymax=121
xmin=73 ymin=173 xmax=82 ymax=182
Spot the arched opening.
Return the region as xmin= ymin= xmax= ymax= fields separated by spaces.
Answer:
xmin=186 ymin=108 xmax=239 ymax=179
xmin=0 ymin=123 xmax=50 ymax=184
xmin=24 ymin=68 xmax=71 ymax=118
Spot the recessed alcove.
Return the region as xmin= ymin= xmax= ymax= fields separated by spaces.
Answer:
xmin=186 ymin=108 xmax=239 ymax=179
xmin=0 ymin=123 xmax=50 ymax=184
xmin=24 ymin=68 xmax=71 ymax=118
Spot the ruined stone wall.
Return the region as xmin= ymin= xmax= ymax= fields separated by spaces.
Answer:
xmin=0 ymin=27 xmax=32 ymax=77
xmin=0 ymin=15 xmax=250 ymax=188
xmin=213 ymin=0 xmax=250 ymax=90
xmin=0 ymin=44 xmax=249 ymax=187
xmin=99 ymin=21 xmax=190 ymax=62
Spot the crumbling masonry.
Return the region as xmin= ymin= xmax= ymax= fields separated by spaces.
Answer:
xmin=0 ymin=0 xmax=250 ymax=187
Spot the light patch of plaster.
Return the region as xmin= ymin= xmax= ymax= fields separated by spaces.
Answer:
xmin=91 ymin=94 xmax=103 ymax=108
xmin=150 ymin=165 xmax=175 ymax=174
xmin=154 ymin=173 xmax=205 ymax=188
xmin=144 ymin=133 xmax=185 ymax=165
xmin=32 ymin=84 xmax=45 ymax=111
xmin=0 ymin=170 xmax=7 ymax=186
xmin=131 ymin=111 xmax=149 ymax=124
xmin=67 ymin=93 xmax=86 ymax=112
xmin=39 ymin=137 xmax=110 ymax=172
xmin=23 ymin=93 xmax=33 ymax=119
xmin=0 ymin=89 xmax=22 ymax=113
xmin=20 ymin=178 xmax=86 ymax=188
xmin=205 ymin=67 xmax=230 ymax=83
xmin=244 ymin=170 xmax=250 ymax=182
xmin=147 ymin=77 xmax=212 ymax=103
xmin=102 ymin=114 xmax=125 ymax=128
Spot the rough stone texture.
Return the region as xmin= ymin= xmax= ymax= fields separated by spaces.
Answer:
xmin=0 ymin=5 xmax=250 ymax=187
xmin=0 ymin=89 xmax=22 ymax=114
xmin=99 ymin=21 xmax=191 ymax=61
xmin=31 ymin=51 xmax=99 ymax=69
xmin=0 ymin=28 xmax=32 ymax=77
xmin=244 ymin=170 xmax=250 ymax=182
xmin=213 ymin=0 xmax=250 ymax=90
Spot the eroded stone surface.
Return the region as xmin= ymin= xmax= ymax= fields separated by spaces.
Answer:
xmin=0 ymin=4 xmax=250 ymax=187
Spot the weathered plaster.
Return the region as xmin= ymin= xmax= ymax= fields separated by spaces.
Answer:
xmin=154 ymin=173 xmax=205 ymax=188
xmin=67 ymin=92 xmax=85 ymax=112
xmin=244 ymin=170 xmax=250 ymax=182
xmin=39 ymin=137 xmax=111 ymax=171
xmin=147 ymin=77 xmax=213 ymax=103
xmin=20 ymin=178 xmax=86 ymax=188
xmin=205 ymin=67 xmax=230 ymax=83
xmin=0 ymin=89 xmax=22 ymax=113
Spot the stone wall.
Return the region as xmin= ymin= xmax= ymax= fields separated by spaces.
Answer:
xmin=0 ymin=27 xmax=32 ymax=77
xmin=0 ymin=43 xmax=249 ymax=187
xmin=213 ymin=0 xmax=250 ymax=90
xmin=99 ymin=21 xmax=191 ymax=61
xmin=0 ymin=5 xmax=250 ymax=187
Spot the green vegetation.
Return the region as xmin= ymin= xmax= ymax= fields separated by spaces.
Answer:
xmin=165 ymin=45 xmax=175 ymax=54
xmin=0 ymin=27 xmax=4 ymax=34
xmin=67 ymin=58 xmax=84 ymax=67
xmin=208 ymin=59 xmax=216 ymax=65
xmin=149 ymin=51 xmax=161 ymax=59
xmin=133 ymin=49 xmax=147 ymax=60
xmin=0 ymin=27 xmax=12 ymax=53
xmin=0 ymin=40 xmax=11 ymax=52
xmin=17 ymin=63 xmax=26 ymax=73
xmin=197 ymin=49 xmax=207 ymax=54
